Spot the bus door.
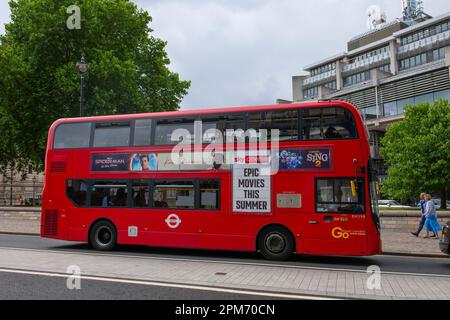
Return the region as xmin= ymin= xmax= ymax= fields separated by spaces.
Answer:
xmin=302 ymin=177 xmax=368 ymax=255
xmin=138 ymin=180 xmax=197 ymax=248
xmin=192 ymin=175 xmax=252 ymax=251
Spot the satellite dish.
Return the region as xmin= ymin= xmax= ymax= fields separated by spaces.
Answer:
xmin=367 ymin=5 xmax=387 ymax=30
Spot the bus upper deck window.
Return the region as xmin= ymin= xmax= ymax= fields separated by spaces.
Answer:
xmin=93 ymin=122 xmax=131 ymax=148
xmin=54 ymin=123 xmax=91 ymax=149
xmin=134 ymin=119 xmax=152 ymax=146
xmin=154 ymin=118 xmax=194 ymax=145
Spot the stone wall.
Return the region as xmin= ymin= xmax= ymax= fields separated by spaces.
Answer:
xmin=380 ymin=211 xmax=450 ymax=232
xmin=0 ymin=169 xmax=44 ymax=206
xmin=0 ymin=208 xmax=449 ymax=234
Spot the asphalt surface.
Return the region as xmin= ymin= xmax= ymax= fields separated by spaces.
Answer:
xmin=0 ymin=234 xmax=449 ymax=277
xmin=0 ymin=271 xmax=279 ymax=300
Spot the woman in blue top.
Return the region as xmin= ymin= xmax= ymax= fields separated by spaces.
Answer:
xmin=424 ymin=194 xmax=442 ymax=239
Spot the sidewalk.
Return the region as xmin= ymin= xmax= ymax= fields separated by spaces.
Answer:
xmin=0 ymin=209 xmax=447 ymax=258
xmin=381 ymin=230 xmax=445 ymax=257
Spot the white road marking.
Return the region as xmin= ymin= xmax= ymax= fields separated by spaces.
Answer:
xmin=0 ymin=267 xmax=339 ymax=300
xmin=0 ymin=245 xmax=449 ymax=278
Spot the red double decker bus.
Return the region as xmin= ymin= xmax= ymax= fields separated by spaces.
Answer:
xmin=41 ymin=100 xmax=381 ymax=260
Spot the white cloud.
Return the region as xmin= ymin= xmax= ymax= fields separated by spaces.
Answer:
xmin=2 ymin=0 xmax=450 ymax=109
xmin=141 ymin=0 xmax=450 ymax=109
xmin=0 ymin=0 xmax=10 ymax=35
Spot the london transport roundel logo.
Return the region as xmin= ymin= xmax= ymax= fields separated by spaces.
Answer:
xmin=165 ymin=214 xmax=181 ymax=229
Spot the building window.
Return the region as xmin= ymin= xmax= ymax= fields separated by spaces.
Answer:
xmin=343 ymin=71 xmax=371 ymax=87
xmin=303 ymin=86 xmax=319 ymax=99
xmin=383 ymin=101 xmax=397 ymax=117
xmin=401 ymin=20 xmax=450 ymax=46
xmin=379 ymin=64 xmax=391 ymax=73
xmin=361 ymin=106 xmax=377 ymax=120
xmin=310 ymin=62 xmax=336 ymax=77
xmin=316 ymin=178 xmax=365 ymax=214
xmin=323 ymin=81 xmax=337 ymax=90
xmin=397 ymin=98 xmax=414 ymax=114
xmin=434 ymin=89 xmax=450 ymax=102
xmin=399 ymin=47 xmax=445 ymax=71
xmin=349 ymin=46 xmax=389 ymax=64
xmin=414 ymin=93 xmax=433 ymax=105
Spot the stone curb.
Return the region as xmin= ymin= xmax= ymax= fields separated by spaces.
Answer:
xmin=381 ymin=211 xmax=450 ymax=217
xmin=381 ymin=251 xmax=448 ymax=259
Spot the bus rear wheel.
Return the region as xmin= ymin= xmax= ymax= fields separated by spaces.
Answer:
xmin=258 ymin=226 xmax=294 ymax=261
xmin=89 ymin=220 xmax=117 ymax=251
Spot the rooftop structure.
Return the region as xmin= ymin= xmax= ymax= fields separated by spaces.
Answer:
xmin=290 ymin=2 xmax=450 ymax=179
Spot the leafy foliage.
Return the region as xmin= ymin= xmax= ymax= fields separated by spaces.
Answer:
xmin=0 ymin=0 xmax=190 ymax=171
xmin=380 ymin=100 xmax=450 ymax=205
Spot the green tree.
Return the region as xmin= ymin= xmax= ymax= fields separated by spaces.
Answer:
xmin=0 ymin=0 xmax=190 ymax=171
xmin=380 ymin=100 xmax=450 ymax=208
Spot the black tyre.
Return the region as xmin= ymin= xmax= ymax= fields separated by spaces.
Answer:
xmin=258 ymin=226 xmax=294 ymax=261
xmin=89 ymin=220 xmax=117 ymax=251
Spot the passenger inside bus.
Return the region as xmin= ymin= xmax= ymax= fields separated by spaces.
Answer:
xmin=113 ymin=188 xmax=127 ymax=207
xmin=133 ymin=188 xmax=148 ymax=207
xmin=153 ymin=191 xmax=168 ymax=208
xmin=325 ymin=126 xmax=342 ymax=139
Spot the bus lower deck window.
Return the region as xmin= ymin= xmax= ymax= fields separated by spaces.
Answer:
xmin=316 ymin=178 xmax=365 ymax=214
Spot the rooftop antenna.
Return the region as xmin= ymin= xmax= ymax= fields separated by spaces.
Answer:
xmin=367 ymin=5 xmax=387 ymax=30
xmin=402 ymin=0 xmax=424 ymax=20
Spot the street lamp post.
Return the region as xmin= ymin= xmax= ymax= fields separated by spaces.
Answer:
xmin=76 ymin=55 xmax=89 ymax=117
xmin=32 ymin=176 xmax=36 ymax=207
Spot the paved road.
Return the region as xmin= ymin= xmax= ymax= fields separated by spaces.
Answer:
xmin=0 ymin=234 xmax=448 ymax=277
xmin=0 ymin=271 xmax=278 ymax=300
xmin=1 ymin=234 xmax=450 ymax=300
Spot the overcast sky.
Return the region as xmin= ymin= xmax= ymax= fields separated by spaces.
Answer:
xmin=1 ymin=0 xmax=450 ymax=109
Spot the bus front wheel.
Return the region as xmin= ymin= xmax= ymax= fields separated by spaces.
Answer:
xmin=89 ymin=220 xmax=117 ymax=251
xmin=258 ymin=226 xmax=294 ymax=261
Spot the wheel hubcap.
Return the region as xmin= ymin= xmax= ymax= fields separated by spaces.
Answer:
xmin=96 ymin=227 xmax=112 ymax=245
xmin=265 ymin=233 xmax=286 ymax=254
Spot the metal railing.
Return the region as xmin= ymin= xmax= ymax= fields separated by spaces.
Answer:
xmin=398 ymin=30 xmax=450 ymax=54
xmin=343 ymin=52 xmax=390 ymax=73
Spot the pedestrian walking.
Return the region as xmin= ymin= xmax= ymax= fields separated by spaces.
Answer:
xmin=411 ymin=192 xmax=427 ymax=237
xmin=424 ymin=194 xmax=442 ymax=239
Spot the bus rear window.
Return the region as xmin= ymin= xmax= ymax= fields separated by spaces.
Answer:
xmin=302 ymin=107 xmax=357 ymax=140
xmin=67 ymin=179 xmax=88 ymax=206
xmin=54 ymin=123 xmax=91 ymax=149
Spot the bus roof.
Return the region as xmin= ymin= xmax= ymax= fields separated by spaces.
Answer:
xmin=50 ymin=100 xmax=358 ymax=128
